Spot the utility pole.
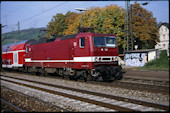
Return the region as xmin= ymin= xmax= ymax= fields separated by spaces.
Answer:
xmin=124 ymin=0 xmax=133 ymax=53
xmin=0 ymin=24 xmax=2 ymax=72
xmin=18 ymin=21 xmax=20 ymax=42
xmin=0 ymin=2 xmax=2 ymax=72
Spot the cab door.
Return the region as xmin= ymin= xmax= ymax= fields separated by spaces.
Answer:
xmin=73 ymin=36 xmax=90 ymax=69
xmin=74 ymin=37 xmax=90 ymax=57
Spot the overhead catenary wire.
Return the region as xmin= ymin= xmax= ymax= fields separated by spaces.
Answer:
xmin=4 ymin=1 xmax=68 ymax=28
xmin=2 ymin=2 xmax=31 ymax=16
xmin=20 ymin=1 xmax=68 ymax=24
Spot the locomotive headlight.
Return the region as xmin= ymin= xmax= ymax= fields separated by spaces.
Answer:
xmin=94 ymin=57 xmax=98 ymax=62
xmin=113 ymin=56 xmax=118 ymax=61
xmin=94 ymin=57 xmax=101 ymax=62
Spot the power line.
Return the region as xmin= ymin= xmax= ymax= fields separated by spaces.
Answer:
xmin=5 ymin=1 xmax=68 ymax=28
xmin=2 ymin=2 xmax=30 ymax=15
xmin=20 ymin=1 xmax=68 ymax=24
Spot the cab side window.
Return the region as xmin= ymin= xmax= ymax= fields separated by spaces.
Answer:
xmin=26 ymin=46 xmax=28 ymax=53
xmin=79 ymin=37 xmax=85 ymax=48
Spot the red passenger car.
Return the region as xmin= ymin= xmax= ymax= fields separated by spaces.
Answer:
xmin=25 ymin=32 xmax=122 ymax=81
xmin=2 ymin=39 xmax=35 ymax=70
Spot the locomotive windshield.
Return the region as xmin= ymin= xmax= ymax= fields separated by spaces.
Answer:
xmin=93 ymin=36 xmax=116 ymax=47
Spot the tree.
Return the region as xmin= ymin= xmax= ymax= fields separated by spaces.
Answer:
xmin=131 ymin=2 xmax=159 ymax=49
xmin=47 ymin=13 xmax=66 ymax=37
xmin=46 ymin=3 xmax=159 ymax=53
xmin=63 ymin=12 xmax=80 ymax=35
xmin=47 ymin=11 xmax=79 ymax=38
xmin=64 ymin=5 xmax=125 ymax=53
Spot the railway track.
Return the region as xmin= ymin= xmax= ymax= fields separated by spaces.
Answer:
xmin=48 ymin=73 xmax=169 ymax=94
xmin=97 ymin=80 xmax=169 ymax=94
xmin=1 ymin=86 xmax=69 ymax=112
xmin=1 ymin=74 xmax=169 ymax=111
xmin=1 ymin=98 xmax=25 ymax=112
xmin=122 ymin=75 xmax=169 ymax=87
xmin=2 ymin=71 xmax=169 ymax=95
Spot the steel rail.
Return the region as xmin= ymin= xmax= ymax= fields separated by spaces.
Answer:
xmin=1 ymin=77 xmax=137 ymax=111
xmin=1 ymin=85 xmax=69 ymax=112
xmin=110 ymin=81 xmax=169 ymax=94
xmin=1 ymin=98 xmax=26 ymax=112
xmin=1 ymin=71 xmax=169 ymax=93
xmin=1 ymin=74 xmax=169 ymax=111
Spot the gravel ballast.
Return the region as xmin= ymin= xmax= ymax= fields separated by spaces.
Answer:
xmin=1 ymin=71 xmax=169 ymax=111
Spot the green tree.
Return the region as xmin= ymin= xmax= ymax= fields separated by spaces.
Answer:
xmin=47 ymin=11 xmax=79 ymax=37
xmin=47 ymin=13 xmax=66 ymax=37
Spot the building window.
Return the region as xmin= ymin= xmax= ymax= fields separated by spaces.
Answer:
xmin=163 ymin=35 xmax=165 ymax=40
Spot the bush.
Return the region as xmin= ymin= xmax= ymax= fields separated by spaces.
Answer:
xmin=143 ymin=50 xmax=169 ymax=70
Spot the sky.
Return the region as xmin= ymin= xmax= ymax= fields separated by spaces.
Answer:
xmin=1 ymin=1 xmax=169 ymax=34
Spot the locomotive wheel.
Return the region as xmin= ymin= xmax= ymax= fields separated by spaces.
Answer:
xmin=23 ymin=67 xmax=28 ymax=73
xmin=102 ymin=71 xmax=111 ymax=82
xmin=115 ymin=71 xmax=122 ymax=80
xmin=74 ymin=76 xmax=78 ymax=81
xmin=87 ymin=75 xmax=93 ymax=81
xmin=44 ymin=71 xmax=49 ymax=76
xmin=83 ymin=72 xmax=87 ymax=82
xmin=40 ymin=69 xmax=48 ymax=76
xmin=62 ymin=75 xmax=65 ymax=79
xmin=102 ymin=69 xmax=111 ymax=82
xmin=102 ymin=75 xmax=110 ymax=82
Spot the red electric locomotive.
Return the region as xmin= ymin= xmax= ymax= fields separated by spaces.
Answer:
xmin=24 ymin=32 xmax=122 ymax=81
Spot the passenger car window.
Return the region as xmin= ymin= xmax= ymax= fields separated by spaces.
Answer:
xmin=79 ymin=37 xmax=85 ymax=48
xmin=7 ymin=46 xmax=9 ymax=52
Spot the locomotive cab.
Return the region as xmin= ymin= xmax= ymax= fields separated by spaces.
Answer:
xmin=73 ymin=33 xmax=122 ymax=81
xmin=92 ymin=34 xmax=122 ymax=81
xmin=92 ymin=35 xmax=122 ymax=81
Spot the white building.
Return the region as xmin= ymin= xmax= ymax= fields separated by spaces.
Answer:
xmin=155 ymin=23 xmax=169 ymax=55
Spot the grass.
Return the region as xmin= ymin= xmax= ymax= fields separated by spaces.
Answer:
xmin=138 ymin=50 xmax=169 ymax=71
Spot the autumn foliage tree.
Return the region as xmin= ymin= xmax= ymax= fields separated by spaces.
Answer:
xmin=65 ymin=5 xmax=125 ymax=48
xmin=131 ymin=2 xmax=159 ymax=49
xmin=47 ymin=11 xmax=79 ymax=37
xmin=47 ymin=3 xmax=159 ymax=53
xmin=47 ymin=4 xmax=125 ymax=53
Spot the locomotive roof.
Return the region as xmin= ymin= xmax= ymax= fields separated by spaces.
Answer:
xmin=29 ymin=32 xmax=116 ymax=46
xmin=30 ymin=37 xmax=57 ymax=45
xmin=30 ymin=34 xmax=78 ymax=45
xmin=60 ymin=34 xmax=78 ymax=40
